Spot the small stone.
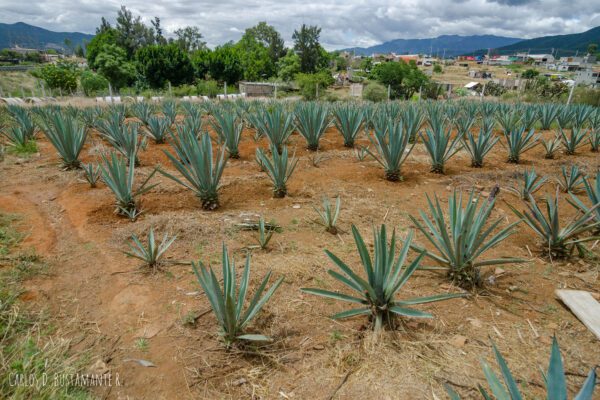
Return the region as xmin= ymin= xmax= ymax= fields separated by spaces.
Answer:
xmin=292 ymin=204 xmax=301 ymax=209
xmin=232 ymin=378 xmax=247 ymax=386
xmin=467 ymin=318 xmax=483 ymax=328
xmin=508 ymin=285 xmax=518 ymax=292
xmin=494 ymin=267 xmax=506 ymax=276
xmin=449 ymin=335 xmax=468 ymax=348
xmin=312 ymin=344 xmax=325 ymax=350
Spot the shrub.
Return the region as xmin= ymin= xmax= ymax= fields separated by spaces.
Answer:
xmin=80 ymin=70 xmax=109 ymax=96
xmin=362 ymin=82 xmax=387 ymax=102
xmin=124 ymin=227 xmax=177 ymax=272
xmin=295 ymin=71 xmax=334 ymax=100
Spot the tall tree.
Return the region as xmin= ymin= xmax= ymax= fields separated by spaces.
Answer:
xmin=152 ymin=17 xmax=167 ymax=45
xmin=292 ymin=24 xmax=324 ymax=73
xmin=95 ymin=44 xmax=136 ymax=89
xmin=115 ymin=6 xmax=156 ymax=58
xmin=243 ymin=22 xmax=286 ymax=65
xmin=135 ymin=43 xmax=194 ymax=88
xmin=174 ymin=26 xmax=207 ymax=52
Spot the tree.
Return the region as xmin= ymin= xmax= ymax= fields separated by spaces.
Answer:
xmin=293 ymin=24 xmax=324 ymax=73
xmin=236 ymin=34 xmax=274 ymax=80
xmin=587 ymin=43 xmax=597 ymax=55
xmin=205 ymin=43 xmax=243 ymax=84
xmin=370 ymin=60 xmax=429 ymax=99
xmin=33 ymin=61 xmax=79 ymax=92
xmin=295 ymin=71 xmax=334 ymax=100
xmin=277 ymin=49 xmax=301 ymax=82
xmin=243 ymin=22 xmax=286 ymax=65
xmin=151 ymin=17 xmax=167 ymax=45
xmin=80 ymin=70 xmax=109 ymax=95
xmin=135 ymin=43 xmax=194 ymax=88
xmin=95 ymin=44 xmax=136 ymax=89
xmin=174 ymin=26 xmax=207 ymax=52
xmin=74 ymin=45 xmax=85 ymax=58
xmin=522 ymin=68 xmax=539 ymax=79
xmin=86 ymin=28 xmax=119 ymax=69
xmin=115 ymin=6 xmax=156 ymax=58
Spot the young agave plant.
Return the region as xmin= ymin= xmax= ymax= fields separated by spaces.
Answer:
xmin=250 ymin=106 xmax=295 ymax=153
xmin=192 ymin=243 xmax=283 ymax=347
xmin=7 ymin=105 xmax=36 ymax=139
xmin=161 ymin=101 xmax=178 ymax=125
xmin=313 ymin=196 xmax=341 ymax=234
xmin=409 ymin=190 xmax=522 ymax=289
xmin=210 ymin=109 xmax=243 ymax=159
xmin=145 ymin=116 xmax=171 ymax=144
xmin=82 ymin=163 xmax=101 ymax=188
xmin=541 ymin=135 xmax=562 ymax=159
xmin=420 ymin=124 xmax=462 ymax=174
xmin=480 ymin=116 xmax=496 ymax=134
xmin=256 ymin=217 xmax=275 ymax=250
xmin=131 ymin=102 xmax=154 ymax=126
xmin=302 ymin=225 xmax=465 ymax=331
xmin=569 ymin=171 xmax=600 ymax=225
xmin=79 ymin=106 xmax=103 ymax=128
xmin=462 ymin=127 xmax=499 ymax=168
xmin=496 ymin=108 xmax=522 ymax=134
xmin=455 ymin=113 xmax=476 ymax=138
xmin=161 ymin=132 xmax=228 ymax=210
xmin=333 ymin=104 xmax=364 ymax=147
xmin=559 ymin=127 xmax=587 ymax=155
xmin=446 ymin=337 xmax=597 ymax=400
xmin=589 ymin=129 xmax=600 ymax=152
xmin=124 ymin=227 xmax=177 ymax=271
xmin=354 ymin=145 xmax=370 ymax=161
xmin=97 ymin=115 xmax=145 ymax=166
xmin=0 ymin=125 xmax=37 ymax=150
xmin=538 ymin=103 xmax=560 ymax=130
xmin=556 ymin=107 xmax=575 ymax=129
xmin=520 ymin=106 xmax=539 ymax=131
xmin=43 ymin=113 xmax=88 ymax=170
xmin=367 ymin=119 xmax=415 ymax=181
xmin=402 ymin=104 xmax=425 ymax=143
xmin=508 ymin=190 xmax=600 ymax=258
xmin=255 ymin=144 xmax=298 ymax=198
xmin=295 ymin=102 xmax=331 ymax=151
xmin=503 ymin=127 xmax=539 ymax=163
xmin=509 ymin=169 xmax=547 ymax=200
xmin=557 ymin=164 xmax=585 ymax=193
xmin=572 ymin=105 xmax=594 ymax=129
xmin=100 ymin=152 xmax=158 ymax=221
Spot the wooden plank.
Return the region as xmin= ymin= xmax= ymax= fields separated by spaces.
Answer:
xmin=556 ymin=290 xmax=600 ymax=340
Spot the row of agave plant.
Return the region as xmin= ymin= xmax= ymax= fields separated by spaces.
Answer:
xmin=1 ymin=102 xmax=598 ymax=398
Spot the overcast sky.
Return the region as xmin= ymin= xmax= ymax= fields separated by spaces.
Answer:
xmin=1 ymin=0 xmax=599 ymax=49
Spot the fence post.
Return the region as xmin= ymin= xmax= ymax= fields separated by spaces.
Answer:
xmin=387 ymin=85 xmax=391 ymax=101
xmin=316 ymin=83 xmax=319 ymax=99
xmin=566 ymin=83 xmax=575 ymax=105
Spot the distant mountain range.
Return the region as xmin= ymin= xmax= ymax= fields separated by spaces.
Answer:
xmin=0 ymin=22 xmax=94 ymax=51
xmin=342 ymin=35 xmax=523 ymax=57
xmin=475 ymin=26 xmax=600 ymax=57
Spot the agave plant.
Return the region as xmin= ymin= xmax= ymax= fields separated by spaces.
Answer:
xmin=496 ymin=108 xmax=522 ymax=134
xmin=161 ymin=101 xmax=178 ymax=125
xmin=302 ymin=225 xmax=465 ymax=331
xmin=559 ymin=127 xmax=587 ymax=155
xmin=124 ymin=227 xmax=177 ymax=271
xmin=100 ymin=152 xmax=158 ymax=220
xmin=333 ymin=104 xmax=364 ymax=147
xmin=79 ymin=106 xmax=103 ymax=128
xmin=145 ymin=116 xmax=171 ymax=144
xmin=354 ymin=145 xmax=370 ymax=161
xmin=210 ymin=109 xmax=243 ymax=159
xmin=538 ymin=103 xmax=560 ymax=130
xmin=455 ymin=113 xmax=476 ymax=138
xmin=295 ymin=102 xmax=330 ymax=151
xmin=508 ymin=169 xmax=547 ymax=200
xmin=589 ymin=129 xmax=600 ymax=152
xmin=367 ymin=119 xmax=415 ymax=181
xmin=503 ymin=127 xmax=539 ymax=163
xmin=557 ymin=165 xmax=585 ymax=193
xmin=42 ymin=113 xmax=88 ymax=169
xmin=0 ymin=125 xmax=37 ymax=151
xmin=556 ymin=107 xmax=575 ymax=129
xmin=446 ymin=337 xmax=597 ymax=400
xmin=480 ymin=116 xmax=496 ymax=134
xmin=569 ymin=171 xmax=600 ymax=225
xmin=409 ymin=190 xmax=522 ymax=288
xmin=520 ymin=105 xmax=539 ymax=131
xmin=256 ymin=217 xmax=275 ymax=250
xmin=541 ymin=135 xmax=562 ymax=159
xmin=249 ymin=106 xmax=295 ymax=153
xmin=314 ymin=196 xmax=341 ymax=234
xmin=420 ymin=124 xmax=462 ymax=174
xmin=402 ymin=104 xmax=425 ymax=143
xmin=7 ymin=105 xmax=36 ymax=139
xmin=508 ymin=190 xmax=600 ymax=258
xmin=97 ymin=115 xmax=145 ymax=166
xmin=572 ymin=105 xmax=594 ymax=129
xmin=82 ymin=163 xmax=101 ymax=188
xmin=462 ymin=127 xmax=499 ymax=168
xmin=131 ymin=102 xmax=154 ymax=126
xmin=255 ymin=144 xmax=298 ymax=198
xmin=192 ymin=243 xmax=283 ymax=347
xmin=161 ymin=132 xmax=228 ymax=210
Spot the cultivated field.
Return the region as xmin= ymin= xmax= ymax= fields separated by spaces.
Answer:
xmin=1 ymin=99 xmax=599 ymax=399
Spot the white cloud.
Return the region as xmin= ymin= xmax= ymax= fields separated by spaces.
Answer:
xmin=0 ymin=0 xmax=599 ymax=49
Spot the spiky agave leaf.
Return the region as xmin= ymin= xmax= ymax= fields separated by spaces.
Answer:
xmin=496 ymin=107 xmax=522 ymax=134
xmin=572 ymin=105 xmax=594 ymax=129
xmin=161 ymin=100 xmax=178 ymax=125
xmin=210 ymin=108 xmax=243 ymax=159
xmin=333 ymin=104 xmax=364 ymax=147
xmin=131 ymin=102 xmax=154 ymax=126
xmin=100 ymin=151 xmax=158 ymax=220
xmin=503 ymin=127 xmax=539 ymax=163
xmin=508 ymin=169 xmax=547 ymax=200
xmin=508 ymin=190 xmax=600 ymax=258
xmin=192 ymin=243 xmax=283 ymax=347
xmin=541 ymin=135 xmax=562 ymax=159
xmin=82 ymin=163 xmax=101 ymax=188
xmin=255 ymin=144 xmax=297 ymax=198
xmin=161 ymin=132 xmax=228 ymax=210
xmin=559 ymin=126 xmax=588 ymax=155
xmin=256 ymin=217 xmax=275 ymax=249
xmin=7 ymin=105 xmax=36 ymax=139
xmin=589 ymin=129 xmax=600 ymax=152
xmin=302 ymin=225 xmax=466 ymax=331
xmin=313 ymin=196 xmax=341 ymax=234
xmin=520 ymin=105 xmax=539 ymax=131
xmin=409 ymin=190 xmax=523 ymax=289
xmin=367 ymin=118 xmax=415 ymax=181
xmin=402 ymin=103 xmax=425 ymax=143
xmin=295 ymin=102 xmax=331 ymax=151
xmin=557 ymin=107 xmax=575 ymax=129
xmin=538 ymin=103 xmax=560 ymax=130
xmin=42 ymin=112 xmax=88 ymax=170
xmin=249 ymin=105 xmax=295 ymax=153
xmin=96 ymin=114 xmax=146 ymax=166
xmin=145 ymin=115 xmax=171 ymax=144
xmin=557 ymin=164 xmax=585 ymax=193
xmin=461 ymin=127 xmax=499 ymax=168
xmin=568 ymin=171 xmax=600 ymax=226
xmin=455 ymin=112 xmax=476 ymax=138
xmin=124 ymin=227 xmax=177 ymax=271
xmin=420 ymin=123 xmax=462 ymax=174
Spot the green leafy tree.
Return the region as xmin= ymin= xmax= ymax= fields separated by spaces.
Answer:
xmin=370 ymin=61 xmax=429 ymax=99
xmin=243 ymin=22 xmax=286 ymax=65
xmin=206 ymin=43 xmax=243 ymax=84
xmin=115 ymin=6 xmax=157 ymax=58
xmin=135 ymin=44 xmax=194 ymax=88
xmin=362 ymin=82 xmax=387 ymax=102
xmin=293 ymin=24 xmax=324 ymax=73
xmin=190 ymin=49 xmax=212 ymax=79
xmin=86 ymin=28 xmax=119 ymax=69
xmin=80 ymin=70 xmax=109 ymax=95
xmin=295 ymin=71 xmax=334 ymax=100
xmin=174 ymin=26 xmax=206 ymax=52
xmin=33 ymin=61 xmax=79 ymax=92
xmin=236 ymin=35 xmax=274 ymax=80
xmin=277 ymin=49 xmax=301 ymax=82
xmin=522 ymin=68 xmax=539 ymax=79
xmin=95 ymin=44 xmax=136 ymax=89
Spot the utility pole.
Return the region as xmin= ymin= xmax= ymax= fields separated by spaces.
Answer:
xmin=442 ymin=48 xmax=446 ymax=60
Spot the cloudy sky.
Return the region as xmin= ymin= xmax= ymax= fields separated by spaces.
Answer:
xmin=1 ymin=0 xmax=600 ymax=49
